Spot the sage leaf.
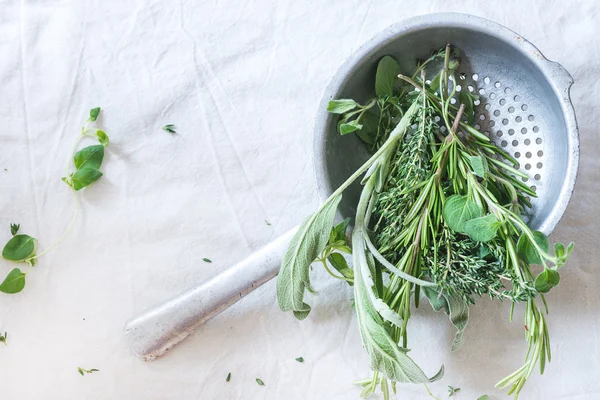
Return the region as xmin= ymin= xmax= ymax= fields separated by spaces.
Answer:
xmin=96 ymin=130 xmax=109 ymax=147
xmin=0 ymin=268 xmax=26 ymax=294
xmin=517 ymin=231 xmax=548 ymax=265
xmin=71 ymin=168 xmax=103 ymax=191
xmin=443 ymin=195 xmax=481 ymax=233
xmin=355 ymin=111 xmax=379 ymax=145
xmin=2 ymin=234 xmax=36 ymax=261
xmin=534 ymin=269 xmax=560 ymax=293
xmin=353 ymin=233 xmax=443 ymax=382
xmin=327 ymin=99 xmax=357 ymax=114
xmin=375 ymin=56 xmax=399 ymax=97
xmin=276 ymin=194 xmax=342 ymax=319
xmin=463 ymin=214 xmax=500 ymax=242
xmin=74 ymin=145 xmax=104 ymax=170
xmin=423 ymin=287 xmax=469 ymax=351
xmin=89 ymin=107 xmax=101 ymax=122
xmin=468 ymin=155 xmax=486 ymax=178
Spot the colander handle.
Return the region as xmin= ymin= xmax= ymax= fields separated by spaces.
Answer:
xmin=546 ymin=60 xmax=574 ymax=95
xmin=124 ymin=226 xmax=298 ymax=361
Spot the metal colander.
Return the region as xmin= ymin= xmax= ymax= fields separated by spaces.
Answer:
xmin=314 ymin=13 xmax=579 ymax=235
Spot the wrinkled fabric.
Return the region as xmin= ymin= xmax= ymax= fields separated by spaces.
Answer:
xmin=0 ymin=1 xmax=598 ymax=399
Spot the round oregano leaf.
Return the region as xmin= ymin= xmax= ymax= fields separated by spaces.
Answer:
xmin=74 ymin=145 xmax=104 ymax=170
xmin=375 ymin=56 xmax=400 ymax=97
xmin=0 ymin=268 xmax=26 ymax=294
xmin=534 ymin=268 xmax=560 ymax=293
xmin=462 ymin=214 xmax=500 ymax=242
xmin=2 ymin=234 xmax=36 ymax=261
xmin=71 ymin=168 xmax=103 ymax=191
xmin=517 ymin=231 xmax=549 ymax=265
xmin=326 ymin=99 xmax=357 ymax=114
xmin=443 ymin=195 xmax=481 ymax=233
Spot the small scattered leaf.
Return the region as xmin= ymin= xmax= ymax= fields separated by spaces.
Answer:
xmin=162 ymin=124 xmax=177 ymax=134
xmin=330 ymin=218 xmax=350 ymax=244
xmin=295 ymin=357 xmax=304 ymax=363
xmin=0 ymin=268 xmax=26 ymax=294
xmin=443 ymin=195 xmax=481 ymax=233
xmin=534 ymin=269 xmax=560 ymax=293
xmin=448 ymin=385 xmax=461 ymax=396
xmin=327 ymin=99 xmax=357 ymax=114
xmin=10 ymin=223 xmax=19 ymax=236
xmin=74 ymin=145 xmax=104 ymax=170
xmin=327 ymin=253 xmax=354 ymax=283
xmin=355 ymin=111 xmax=379 ymax=146
xmin=203 ymin=258 xmax=212 ymax=263
xmin=226 ymin=372 xmax=231 ymax=382
xmin=375 ymin=56 xmax=400 ymax=97
xmin=477 ymin=396 xmax=489 ymax=400
xmin=256 ymin=378 xmax=265 ymax=386
xmin=2 ymin=234 xmax=36 ymax=261
xmin=517 ymin=231 xmax=549 ymax=265
xmin=265 ymin=220 xmax=271 ymax=226
xmin=96 ymin=130 xmax=109 ymax=147
xmin=71 ymin=168 xmax=103 ymax=191
xmin=89 ymin=107 xmax=101 ymax=122
xmin=0 ymin=332 xmax=7 ymax=345
xmin=463 ymin=214 xmax=500 ymax=242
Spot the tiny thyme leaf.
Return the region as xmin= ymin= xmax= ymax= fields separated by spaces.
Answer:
xmin=163 ymin=124 xmax=177 ymax=134
xmin=202 ymin=258 xmax=212 ymax=263
xmin=10 ymin=223 xmax=19 ymax=236
xmin=295 ymin=357 xmax=304 ymax=362
xmin=256 ymin=378 xmax=265 ymax=386
xmin=447 ymin=385 xmax=460 ymax=396
xmin=0 ymin=331 xmax=7 ymax=345
xmin=226 ymin=372 xmax=231 ymax=382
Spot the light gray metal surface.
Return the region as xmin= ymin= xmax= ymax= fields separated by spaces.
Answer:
xmin=124 ymin=13 xmax=578 ymax=361
xmin=124 ymin=227 xmax=297 ymax=361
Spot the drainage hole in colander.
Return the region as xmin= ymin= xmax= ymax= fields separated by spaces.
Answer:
xmin=508 ymin=106 xmax=515 ymax=113
xmin=502 ymin=119 xmax=509 ymax=125
xmin=512 ymin=140 xmax=519 ymax=146
xmin=526 ymin=151 xmax=532 ymax=158
xmin=537 ymin=150 xmax=544 ymax=157
xmin=504 ymin=87 xmax=511 ymax=94
xmin=474 ymin=99 xmax=481 ymax=106
xmin=495 ymin=81 xmax=501 ymax=88
xmin=479 ymin=114 xmax=485 ymax=121
xmin=473 ymin=74 xmax=479 ymax=81
xmin=459 ymin=73 xmax=466 ymax=80
xmin=535 ymin=138 xmax=542 ymax=144
xmin=468 ymin=85 xmax=474 ymax=92
xmin=524 ymin=139 xmax=531 ymax=145
xmin=525 ymin=164 xmax=531 ymax=170
xmin=515 ymin=116 xmax=522 ymax=122
xmin=521 ymin=104 xmax=528 ymax=111
xmin=514 ymin=95 xmax=520 ymax=102
xmin=483 ymin=76 xmax=490 ymax=84
xmin=531 ymin=185 xmax=537 ymax=191
xmin=537 ymin=162 xmax=543 ymax=168
xmin=497 ymin=130 xmax=503 ymax=137
xmin=499 ymin=98 xmax=506 ymax=106
xmin=501 ymin=140 xmax=507 ymax=147
xmin=522 ymin=127 xmax=528 ymax=134
xmin=515 ymin=152 xmax=521 ymax=158
xmin=529 ymin=115 xmax=535 ymax=122
xmin=490 ymin=93 xmax=496 ymax=100
xmin=479 ymin=88 xmax=485 ymax=95
xmin=489 ymin=120 xmax=495 ymax=127
xmin=508 ymin=129 xmax=515 ymax=135
xmin=494 ymin=110 xmax=501 ymax=116
xmin=450 ymin=98 xmax=456 ymax=104
xmin=533 ymin=126 xmax=539 ymax=132
xmin=456 ymin=85 xmax=462 ymax=91
xmin=485 ymin=103 xmax=491 ymax=110
xmin=534 ymin=174 xmax=541 ymax=180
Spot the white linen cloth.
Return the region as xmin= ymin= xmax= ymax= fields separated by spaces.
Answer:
xmin=0 ymin=1 xmax=598 ymax=398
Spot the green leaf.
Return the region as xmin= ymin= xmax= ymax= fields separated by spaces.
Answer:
xmin=2 ymin=234 xmax=36 ymax=261
xmin=96 ymin=130 xmax=109 ymax=147
xmin=534 ymin=269 xmax=560 ymax=293
xmin=459 ymin=91 xmax=475 ymax=124
xmin=78 ymin=368 xmax=84 ymax=376
xmin=0 ymin=268 xmax=26 ymax=294
xmin=429 ymin=71 xmax=442 ymax=92
xmin=443 ymin=195 xmax=481 ymax=233
xmin=468 ymin=155 xmax=486 ymax=178
xmin=295 ymin=357 xmax=304 ymax=363
xmin=340 ymin=120 xmax=362 ymax=135
xmin=477 ymin=396 xmax=489 ymax=400
xmin=517 ymin=231 xmax=549 ymax=265
xmin=276 ymin=194 xmax=342 ymax=319
xmin=463 ymin=214 xmax=500 ymax=242
xmin=202 ymin=258 xmax=212 ymax=263
xmin=226 ymin=372 xmax=231 ymax=382
xmin=354 ymin=234 xmax=443 ymax=383
xmin=330 ymin=218 xmax=350 ymax=244
xmin=423 ymin=287 xmax=469 ymax=351
xmin=74 ymin=145 xmax=104 ymax=170
xmin=355 ymin=111 xmax=379 ymax=145
xmin=10 ymin=223 xmax=19 ymax=236
xmin=71 ymin=168 xmax=103 ymax=191
xmin=326 ymin=99 xmax=357 ymax=114
xmin=375 ymin=56 xmax=400 ymax=97
xmin=554 ymin=242 xmax=565 ymax=258
xmin=162 ymin=124 xmax=176 ymax=134
xmin=448 ymin=386 xmax=461 ymax=396
xmin=89 ymin=107 xmax=101 ymax=122
xmin=256 ymin=378 xmax=265 ymax=386
xmin=327 ymin=253 xmax=354 ymax=283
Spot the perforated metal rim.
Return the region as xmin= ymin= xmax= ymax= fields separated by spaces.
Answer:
xmin=313 ymin=13 xmax=579 ymax=235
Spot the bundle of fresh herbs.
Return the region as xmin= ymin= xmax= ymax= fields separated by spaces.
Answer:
xmin=276 ymin=45 xmax=573 ymax=399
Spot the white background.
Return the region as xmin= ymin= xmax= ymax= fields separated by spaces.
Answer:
xmin=0 ymin=1 xmax=598 ymax=399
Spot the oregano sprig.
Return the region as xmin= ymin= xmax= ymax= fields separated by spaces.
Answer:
xmin=0 ymin=107 xmax=111 ymax=294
